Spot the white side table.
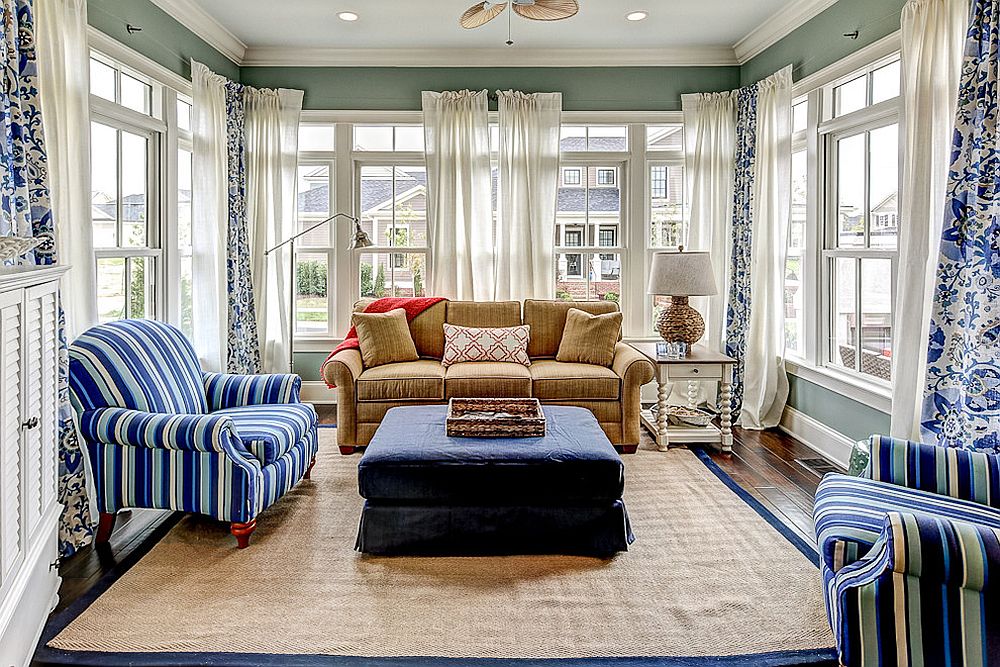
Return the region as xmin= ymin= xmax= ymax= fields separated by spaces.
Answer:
xmin=632 ymin=343 xmax=736 ymax=455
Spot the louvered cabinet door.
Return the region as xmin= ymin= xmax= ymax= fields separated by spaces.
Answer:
xmin=22 ymin=281 xmax=58 ymax=542
xmin=0 ymin=289 xmax=23 ymax=589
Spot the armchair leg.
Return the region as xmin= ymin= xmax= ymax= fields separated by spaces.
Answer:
xmin=231 ymin=520 xmax=257 ymax=549
xmin=304 ymin=457 xmax=316 ymax=479
xmin=95 ymin=512 xmax=117 ymax=544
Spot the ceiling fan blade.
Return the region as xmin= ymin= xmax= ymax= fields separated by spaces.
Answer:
xmin=459 ymin=2 xmax=508 ymax=29
xmin=512 ymin=0 xmax=578 ymax=21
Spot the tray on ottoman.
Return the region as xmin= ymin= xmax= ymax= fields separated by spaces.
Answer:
xmin=446 ymin=397 xmax=545 ymax=438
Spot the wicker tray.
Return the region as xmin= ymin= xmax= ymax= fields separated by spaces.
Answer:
xmin=445 ymin=398 xmax=546 ymax=438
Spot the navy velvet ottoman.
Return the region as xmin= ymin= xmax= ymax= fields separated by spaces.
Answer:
xmin=355 ymin=405 xmax=634 ymax=556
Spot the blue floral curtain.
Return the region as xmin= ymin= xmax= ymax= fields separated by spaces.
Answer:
xmin=1 ymin=0 xmax=93 ymax=554
xmin=223 ymin=80 xmax=261 ymax=374
xmin=922 ymin=0 xmax=1000 ymax=450
xmin=723 ymin=84 xmax=759 ymax=418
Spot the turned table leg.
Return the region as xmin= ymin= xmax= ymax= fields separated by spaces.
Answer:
xmin=655 ymin=375 xmax=670 ymax=452
xmin=231 ymin=520 xmax=257 ymax=549
xmin=719 ymin=364 xmax=734 ymax=455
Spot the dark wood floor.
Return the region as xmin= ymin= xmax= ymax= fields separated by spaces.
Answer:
xmin=47 ymin=404 xmax=835 ymax=641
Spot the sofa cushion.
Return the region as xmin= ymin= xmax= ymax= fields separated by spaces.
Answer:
xmin=529 ymin=360 xmax=620 ymax=400
xmin=353 ymin=309 xmax=419 ymax=368
xmin=524 ymin=300 xmax=620 ymax=358
xmin=556 ymin=308 xmax=622 ymax=367
xmin=814 ymin=473 xmax=1000 ymax=573
xmin=356 ymin=360 xmax=445 ymax=402
xmin=446 ymin=301 xmax=522 ymax=328
xmin=445 ymin=361 xmax=532 ymax=398
xmin=353 ymin=299 xmax=447 ymax=359
xmin=442 ymin=324 xmax=531 ymax=367
xmin=215 ymin=403 xmax=317 ymax=466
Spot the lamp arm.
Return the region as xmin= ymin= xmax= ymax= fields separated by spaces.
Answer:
xmin=264 ymin=213 xmax=360 ymax=256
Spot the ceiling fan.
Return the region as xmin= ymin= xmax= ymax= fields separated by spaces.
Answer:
xmin=460 ymin=1 xmax=580 ymax=45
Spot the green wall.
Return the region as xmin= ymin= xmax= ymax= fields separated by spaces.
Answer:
xmin=741 ymin=0 xmax=907 ymax=85
xmin=240 ymin=66 xmax=741 ymax=112
xmin=295 ymin=352 xmax=329 ymax=383
xmin=788 ymin=375 xmax=890 ymax=441
xmin=88 ymin=0 xmax=240 ymax=81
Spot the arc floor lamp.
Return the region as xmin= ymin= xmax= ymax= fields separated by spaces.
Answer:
xmin=266 ymin=213 xmax=373 ymax=373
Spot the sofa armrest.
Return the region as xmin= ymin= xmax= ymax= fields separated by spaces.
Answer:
xmin=866 ymin=434 xmax=1000 ymax=507
xmin=322 ymin=349 xmax=364 ymax=447
xmin=836 ymin=512 xmax=1000 ymax=593
xmin=611 ymin=342 xmax=655 ymax=386
xmin=78 ymin=407 xmax=250 ymax=459
xmin=203 ymin=372 xmax=302 ymax=410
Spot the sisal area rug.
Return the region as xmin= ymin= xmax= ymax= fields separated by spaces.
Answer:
xmin=40 ymin=428 xmax=836 ymax=666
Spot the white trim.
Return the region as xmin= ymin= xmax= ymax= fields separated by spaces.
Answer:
xmin=779 ymin=406 xmax=855 ymax=469
xmin=302 ymin=380 xmax=336 ymax=404
xmin=734 ymin=0 xmax=841 ymax=63
xmin=146 ymin=0 xmax=246 ymax=65
xmin=241 ymin=46 xmax=739 ymax=68
xmin=88 ymin=27 xmax=192 ymax=95
xmin=792 ymin=31 xmax=902 ymax=96
xmin=786 ymin=359 xmax=892 ymax=414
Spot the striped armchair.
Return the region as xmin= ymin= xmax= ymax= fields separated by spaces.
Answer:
xmin=68 ymin=319 xmax=319 ymax=548
xmin=814 ymin=435 xmax=1000 ymax=666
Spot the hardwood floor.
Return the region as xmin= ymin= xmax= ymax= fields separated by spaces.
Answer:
xmin=46 ymin=404 xmax=835 ymax=648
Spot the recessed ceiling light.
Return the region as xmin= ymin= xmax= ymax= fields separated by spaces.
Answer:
xmin=626 ymin=11 xmax=648 ymax=21
xmin=338 ymin=11 xmax=359 ymax=21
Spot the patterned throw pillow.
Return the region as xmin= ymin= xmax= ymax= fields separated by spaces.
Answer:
xmin=441 ymin=324 xmax=532 ymax=368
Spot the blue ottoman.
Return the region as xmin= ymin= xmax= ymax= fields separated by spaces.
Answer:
xmin=356 ymin=405 xmax=634 ymax=556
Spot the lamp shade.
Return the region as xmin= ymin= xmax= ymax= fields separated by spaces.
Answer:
xmin=647 ymin=250 xmax=718 ymax=296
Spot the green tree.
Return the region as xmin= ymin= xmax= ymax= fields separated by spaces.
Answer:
xmin=374 ymin=263 xmax=386 ymax=297
xmin=128 ymin=258 xmax=146 ymax=318
xmin=360 ymin=262 xmax=373 ymax=297
xmin=412 ymin=264 xmax=423 ymax=297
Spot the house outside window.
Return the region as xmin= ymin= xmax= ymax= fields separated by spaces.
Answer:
xmin=563 ymin=168 xmax=581 ymax=186
xmin=596 ymin=168 xmax=616 ymax=186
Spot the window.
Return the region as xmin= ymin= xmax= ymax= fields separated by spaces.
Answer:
xmin=353 ymin=125 xmax=423 ymax=152
xmin=785 ymin=149 xmax=807 ymax=354
xmin=294 ymin=162 xmax=333 ymax=334
xmin=650 ymin=166 xmax=667 ymax=199
xmin=649 ymin=164 xmax=685 ymax=248
xmin=560 ymin=125 xmax=627 ymax=152
xmin=563 ymin=168 xmax=582 ymax=186
xmin=596 ymin=168 xmax=616 ymax=186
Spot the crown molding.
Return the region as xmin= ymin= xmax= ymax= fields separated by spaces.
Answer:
xmin=148 ymin=0 xmax=247 ymax=65
xmin=241 ymin=46 xmax=739 ymax=68
xmin=734 ymin=0 xmax=841 ymax=64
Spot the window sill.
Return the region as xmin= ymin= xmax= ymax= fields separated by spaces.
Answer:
xmin=785 ymin=358 xmax=891 ymax=414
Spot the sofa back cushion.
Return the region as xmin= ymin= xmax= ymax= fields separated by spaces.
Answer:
xmin=354 ymin=299 xmax=447 ymax=359
xmin=524 ymin=300 xmax=620 ymax=358
xmin=446 ymin=301 xmax=522 ymax=328
xmin=556 ymin=308 xmax=623 ymax=367
xmin=353 ymin=309 xmax=420 ymax=368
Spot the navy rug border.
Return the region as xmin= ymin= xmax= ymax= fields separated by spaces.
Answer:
xmin=33 ymin=443 xmax=833 ymax=667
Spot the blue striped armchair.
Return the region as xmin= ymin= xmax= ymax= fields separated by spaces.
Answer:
xmin=814 ymin=435 xmax=1000 ymax=666
xmin=68 ymin=319 xmax=319 ymax=548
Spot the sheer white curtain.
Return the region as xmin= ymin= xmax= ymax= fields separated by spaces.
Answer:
xmin=422 ymin=90 xmax=494 ymax=300
xmin=494 ymin=91 xmax=562 ymax=300
xmin=742 ymin=66 xmax=792 ymax=429
xmin=891 ymin=0 xmax=969 ymax=440
xmin=35 ymin=0 xmax=95 ymax=339
xmin=191 ymin=62 xmax=229 ymax=371
xmin=245 ymin=87 xmax=303 ymax=373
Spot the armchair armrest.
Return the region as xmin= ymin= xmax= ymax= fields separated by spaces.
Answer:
xmin=78 ymin=407 xmax=246 ymax=456
xmin=866 ymin=434 xmax=1000 ymax=508
xmin=322 ymin=348 xmax=364 ymax=388
xmin=203 ymin=372 xmax=301 ymax=410
xmin=611 ymin=342 xmax=655 ymax=386
xmin=836 ymin=512 xmax=1000 ymax=593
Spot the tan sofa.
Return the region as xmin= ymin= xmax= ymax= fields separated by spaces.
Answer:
xmin=323 ymin=299 xmax=655 ymax=454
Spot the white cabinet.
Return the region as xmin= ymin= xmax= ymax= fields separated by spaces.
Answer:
xmin=0 ymin=266 xmax=65 ymax=667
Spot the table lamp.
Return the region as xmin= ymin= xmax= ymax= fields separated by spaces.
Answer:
xmin=647 ymin=248 xmax=718 ymax=348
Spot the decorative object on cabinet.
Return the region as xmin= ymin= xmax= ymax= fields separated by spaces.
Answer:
xmin=0 ymin=235 xmax=44 ymax=262
xmin=647 ymin=249 xmax=718 ymax=350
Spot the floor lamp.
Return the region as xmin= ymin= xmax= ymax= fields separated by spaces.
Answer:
xmin=265 ymin=213 xmax=374 ymax=373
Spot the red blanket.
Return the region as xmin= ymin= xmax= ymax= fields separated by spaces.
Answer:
xmin=322 ymin=296 xmax=447 ymax=387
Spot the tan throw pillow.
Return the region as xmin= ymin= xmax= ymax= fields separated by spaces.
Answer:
xmin=556 ymin=308 xmax=622 ymax=367
xmin=352 ymin=309 xmax=419 ymax=368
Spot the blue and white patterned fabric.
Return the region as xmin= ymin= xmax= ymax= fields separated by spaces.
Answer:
xmin=922 ymin=0 xmax=1000 ymax=451
xmin=68 ymin=319 xmax=317 ymax=526
xmin=1 ymin=0 xmax=93 ymax=556
xmin=223 ymin=80 xmax=261 ymax=375
xmin=723 ymin=83 xmax=759 ymax=417
xmin=814 ymin=434 xmax=1000 ymax=665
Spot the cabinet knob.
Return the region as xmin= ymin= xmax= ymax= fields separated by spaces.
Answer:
xmin=21 ymin=416 xmax=39 ymax=430
xmin=691 ymin=368 xmax=699 ymax=374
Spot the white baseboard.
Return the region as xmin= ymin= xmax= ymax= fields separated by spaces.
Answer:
xmin=302 ymin=381 xmax=337 ymax=404
xmin=779 ymin=406 xmax=855 ymax=470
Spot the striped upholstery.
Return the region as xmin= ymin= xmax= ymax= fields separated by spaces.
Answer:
xmin=815 ymin=435 xmax=1000 ymax=666
xmin=215 ymin=403 xmax=317 ymax=465
xmin=68 ymin=319 xmax=318 ymax=527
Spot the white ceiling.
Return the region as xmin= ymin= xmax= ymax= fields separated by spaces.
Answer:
xmin=196 ymin=0 xmax=788 ymax=50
